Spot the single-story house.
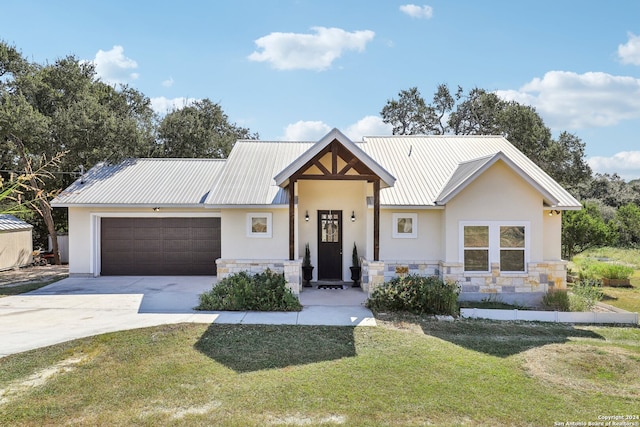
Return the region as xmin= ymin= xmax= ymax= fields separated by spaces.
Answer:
xmin=51 ymin=128 xmax=581 ymax=303
xmin=0 ymin=214 xmax=33 ymax=271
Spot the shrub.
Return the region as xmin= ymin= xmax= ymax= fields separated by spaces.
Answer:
xmin=542 ymin=290 xmax=570 ymax=311
xmin=196 ymin=269 xmax=302 ymax=312
xmin=366 ymin=275 xmax=460 ymax=316
xmin=574 ymin=257 xmax=634 ymax=281
xmin=592 ymin=263 xmax=634 ymax=280
xmin=569 ymin=279 xmax=604 ymax=311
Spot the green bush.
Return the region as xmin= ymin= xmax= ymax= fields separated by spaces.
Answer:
xmin=569 ymin=279 xmax=604 ymax=311
xmin=592 ymin=263 xmax=634 ymax=280
xmin=196 ymin=269 xmax=302 ymax=312
xmin=366 ymin=275 xmax=460 ymax=316
xmin=574 ymin=258 xmax=634 ymax=280
xmin=542 ymin=290 xmax=570 ymax=311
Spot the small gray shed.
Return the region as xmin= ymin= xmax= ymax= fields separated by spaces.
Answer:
xmin=0 ymin=214 xmax=33 ymax=271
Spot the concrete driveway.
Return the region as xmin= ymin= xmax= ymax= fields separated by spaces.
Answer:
xmin=0 ymin=276 xmax=375 ymax=357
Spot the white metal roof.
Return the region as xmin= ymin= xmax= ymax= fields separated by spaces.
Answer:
xmin=360 ymin=135 xmax=581 ymax=208
xmin=0 ymin=214 xmax=32 ymax=231
xmin=205 ymin=140 xmax=312 ymax=206
xmin=52 ymin=132 xmax=581 ymax=210
xmin=51 ymin=158 xmax=226 ymax=207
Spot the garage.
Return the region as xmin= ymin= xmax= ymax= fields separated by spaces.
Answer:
xmin=101 ymin=217 xmax=220 ymax=275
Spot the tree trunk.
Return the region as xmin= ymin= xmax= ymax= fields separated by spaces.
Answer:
xmin=13 ymin=135 xmax=61 ymax=265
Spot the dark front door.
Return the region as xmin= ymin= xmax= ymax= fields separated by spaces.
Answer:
xmin=318 ymin=210 xmax=342 ymax=280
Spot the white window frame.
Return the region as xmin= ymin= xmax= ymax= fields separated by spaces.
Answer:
xmin=392 ymin=213 xmax=418 ymax=239
xmin=246 ymin=212 xmax=272 ymax=238
xmin=459 ymin=221 xmax=529 ymax=273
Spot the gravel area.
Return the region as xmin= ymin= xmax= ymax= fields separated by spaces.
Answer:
xmin=0 ymin=265 xmax=69 ymax=287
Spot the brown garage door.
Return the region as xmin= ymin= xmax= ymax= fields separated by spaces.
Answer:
xmin=101 ymin=217 xmax=220 ymax=275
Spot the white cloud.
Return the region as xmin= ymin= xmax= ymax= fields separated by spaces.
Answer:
xmin=618 ymin=32 xmax=640 ymax=65
xmin=588 ymin=151 xmax=640 ymax=180
xmin=150 ymin=96 xmax=198 ymax=114
xmin=162 ymin=77 xmax=174 ymax=88
xmin=282 ymin=117 xmax=392 ymax=142
xmin=93 ymin=45 xmax=139 ymax=85
xmin=344 ymin=116 xmax=392 ymax=141
xmin=248 ymin=26 xmax=375 ymax=71
xmin=495 ymin=71 xmax=640 ymax=129
xmin=399 ymin=4 xmax=434 ymax=19
xmin=282 ymin=121 xmax=331 ymax=141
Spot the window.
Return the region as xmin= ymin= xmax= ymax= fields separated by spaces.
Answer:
xmin=320 ymin=211 xmax=340 ymax=243
xmin=461 ymin=222 xmax=528 ymax=272
xmin=500 ymin=226 xmax=525 ymax=272
xmin=463 ymin=225 xmax=489 ymax=271
xmin=246 ymin=213 xmax=272 ymax=238
xmin=392 ymin=213 xmax=418 ymax=238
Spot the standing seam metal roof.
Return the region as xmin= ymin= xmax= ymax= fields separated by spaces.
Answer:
xmin=51 ymin=134 xmax=581 ymax=209
xmin=360 ymin=135 xmax=581 ymax=208
xmin=51 ymin=158 xmax=226 ymax=206
xmin=0 ymin=214 xmax=32 ymax=231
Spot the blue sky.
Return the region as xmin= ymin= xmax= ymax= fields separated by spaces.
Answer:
xmin=3 ymin=1 xmax=640 ymax=179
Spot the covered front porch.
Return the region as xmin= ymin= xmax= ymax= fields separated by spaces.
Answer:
xmin=216 ymin=129 xmax=396 ymax=295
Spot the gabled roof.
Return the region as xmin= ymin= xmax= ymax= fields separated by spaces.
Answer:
xmin=360 ymin=135 xmax=581 ymax=208
xmin=435 ymin=151 xmax=560 ymax=206
xmin=0 ymin=214 xmax=32 ymax=232
xmin=51 ymin=158 xmax=226 ymax=207
xmin=274 ymin=128 xmax=396 ymax=189
xmin=51 ymin=132 xmax=581 ymax=210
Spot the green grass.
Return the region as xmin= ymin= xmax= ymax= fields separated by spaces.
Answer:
xmin=0 ymin=278 xmax=64 ymax=297
xmin=1 ymin=319 xmax=639 ymax=426
xmin=571 ymin=247 xmax=640 ymax=313
xmin=573 ymin=247 xmax=640 ymax=269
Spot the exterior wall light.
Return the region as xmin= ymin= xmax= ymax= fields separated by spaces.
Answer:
xmin=351 ymin=211 xmax=356 ymax=222
xmin=153 ymin=207 xmax=160 ymax=212
xmin=305 ymin=211 xmax=309 ymax=222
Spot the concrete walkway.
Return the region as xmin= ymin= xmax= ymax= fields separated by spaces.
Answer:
xmin=0 ymin=276 xmax=375 ymax=357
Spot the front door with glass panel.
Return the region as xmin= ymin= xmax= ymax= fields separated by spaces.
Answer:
xmin=318 ymin=210 xmax=342 ymax=280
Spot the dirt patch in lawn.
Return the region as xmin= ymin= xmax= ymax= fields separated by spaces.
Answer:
xmin=521 ymin=344 xmax=640 ymax=398
xmin=0 ymin=264 xmax=68 ymax=288
xmin=0 ymin=354 xmax=88 ymax=406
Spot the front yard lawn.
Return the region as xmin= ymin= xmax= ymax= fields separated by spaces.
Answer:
xmin=1 ymin=318 xmax=638 ymax=426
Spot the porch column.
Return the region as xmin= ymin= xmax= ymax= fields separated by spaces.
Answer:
xmin=374 ymin=179 xmax=380 ymax=261
xmin=289 ymin=181 xmax=295 ymax=260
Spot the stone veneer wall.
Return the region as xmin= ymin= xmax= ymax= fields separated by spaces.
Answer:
xmin=215 ymin=259 xmax=302 ymax=294
xmin=361 ymin=259 xmax=567 ymax=297
xmin=440 ymin=261 xmax=567 ymax=294
xmin=360 ymin=259 xmax=384 ymax=294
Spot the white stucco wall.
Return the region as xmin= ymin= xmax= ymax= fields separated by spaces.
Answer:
xmin=220 ymin=208 xmax=289 ymax=259
xmin=543 ymin=211 xmax=562 ymax=260
xmin=66 ymin=207 xmax=220 ymax=276
xmin=443 ymin=160 xmax=546 ymax=263
xmin=379 ymin=209 xmax=443 ymax=261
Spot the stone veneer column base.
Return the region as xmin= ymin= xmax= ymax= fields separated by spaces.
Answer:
xmin=361 ymin=259 xmax=385 ymax=296
xmin=215 ymin=259 xmax=302 ymax=294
